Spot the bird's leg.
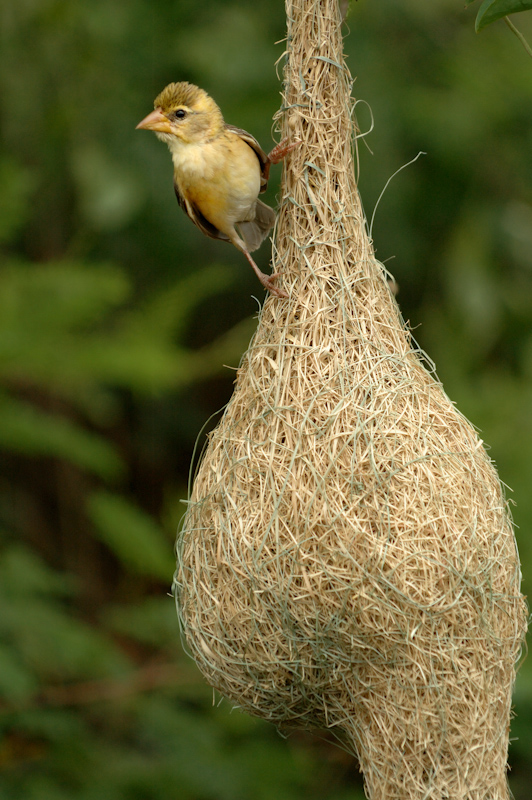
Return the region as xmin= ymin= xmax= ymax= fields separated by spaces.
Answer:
xmin=261 ymin=138 xmax=301 ymax=183
xmin=242 ymin=249 xmax=288 ymax=299
xmin=267 ymin=138 xmax=301 ymax=165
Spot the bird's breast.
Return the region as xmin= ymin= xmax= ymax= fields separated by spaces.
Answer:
xmin=171 ymin=136 xmax=261 ymax=232
xmin=171 ymin=141 xmax=215 ymax=181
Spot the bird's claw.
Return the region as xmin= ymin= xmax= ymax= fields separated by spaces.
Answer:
xmin=267 ymin=138 xmax=301 ymax=165
xmin=243 ymin=246 xmax=288 ymax=298
xmin=261 ymin=272 xmax=288 ymax=298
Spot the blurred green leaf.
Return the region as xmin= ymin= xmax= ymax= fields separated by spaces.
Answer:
xmin=130 ymin=263 xmax=233 ymax=342
xmin=475 ymin=0 xmax=532 ymax=30
xmin=0 ymin=393 xmax=123 ymax=479
xmin=70 ymin=143 xmax=144 ymax=232
xmin=0 ymin=644 xmax=37 ymax=703
xmin=0 ymin=258 xmax=249 ymax=409
xmin=105 ymin=597 xmax=179 ymax=648
xmin=0 ymin=579 xmax=128 ymax=688
xmin=0 ymin=543 xmax=74 ymax=598
xmin=0 ymin=261 xmax=129 ymax=335
xmin=88 ymin=491 xmax=174 ymax=581
xmin=13 ymin=603 xmax=128 ymax=681
xmin=0 ymin=158 xmax=33 ymax=245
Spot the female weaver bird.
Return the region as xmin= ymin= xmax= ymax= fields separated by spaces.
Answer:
xmin=136 ymin=82 xmax=298 ymax=298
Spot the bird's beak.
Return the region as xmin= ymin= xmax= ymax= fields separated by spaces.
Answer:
xmin=136 ymin=108 xmax=172 ymax=133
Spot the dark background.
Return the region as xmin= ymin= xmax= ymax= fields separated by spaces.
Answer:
xmin=1 ymin=0 xmax=531 ymax=797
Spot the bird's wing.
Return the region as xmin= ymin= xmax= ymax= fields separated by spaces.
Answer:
xmin=224 ymin=125 xmax=270 ymax=193
xmin=173 ymin=181 xmax=230 ymax=243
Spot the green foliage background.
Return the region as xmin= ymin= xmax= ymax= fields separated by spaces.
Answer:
xmin=1 ymin=0 xmax=531 ymax=797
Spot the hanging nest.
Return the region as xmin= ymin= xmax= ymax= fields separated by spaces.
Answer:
xmin=174 ymin=1 xmax=527 ymax=797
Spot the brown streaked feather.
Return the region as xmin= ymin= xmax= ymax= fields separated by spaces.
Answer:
xmin=173 ymin=182 xmax=230 ymax=242
xmin=224 ymin=125 xmax=271 ymax=192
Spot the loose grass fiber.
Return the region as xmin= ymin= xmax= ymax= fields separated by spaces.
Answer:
xmin=174 ymin=1 xmax=527 ymax=797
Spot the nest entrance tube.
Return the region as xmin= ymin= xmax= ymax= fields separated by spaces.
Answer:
xmin=175 ymin=1 xmax=527 ymax=797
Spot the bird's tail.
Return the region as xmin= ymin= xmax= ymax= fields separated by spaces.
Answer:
xmin=238 ymin=200 xmax=276 ymax=253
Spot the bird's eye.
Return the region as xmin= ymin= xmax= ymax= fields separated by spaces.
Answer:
xmin=173 ymin=109 xmax=187 ymax=120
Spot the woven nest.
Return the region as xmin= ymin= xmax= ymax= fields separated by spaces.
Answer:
xmin=174 ymin=1 xmax=527 ymax=797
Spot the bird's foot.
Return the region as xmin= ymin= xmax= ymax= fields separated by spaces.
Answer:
xmin=244 ymin=248 xmax=288 ymax=298
xmin=259 ymin=271 xmax=288 ymax=299
xmin=267 ymin=138 xmax=301 ymax=165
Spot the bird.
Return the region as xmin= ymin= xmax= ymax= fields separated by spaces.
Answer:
xmin=136 ymin=82 xmax=298 ymax=298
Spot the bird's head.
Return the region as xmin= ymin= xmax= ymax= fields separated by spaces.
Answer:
xmin=136 ymin=82 xmax=225 ymax=146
